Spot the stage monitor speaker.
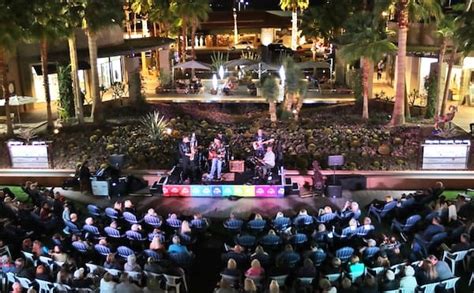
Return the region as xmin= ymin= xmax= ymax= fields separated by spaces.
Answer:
xmin=284 ymin=178 xmax=293 ymax=195
xmin=109 ymin=154 xmax=126 ymax=170
xmin=328 ymin=155 xmax=344 ymax=167
xmin=110 ymin=177 xmax=127 ymax=197
xmin=150 ymin=177 xmax=167 ymax=196
xmin=327 ymin=185 xmax=342 ymax=198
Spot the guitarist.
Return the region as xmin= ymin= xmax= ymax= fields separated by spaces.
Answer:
xmin=178 ymin=135 xmax=196 ymax=183
xmin=208 ymin=137 xmax=226 ymax=181
xmin=252 ymin=128 xmax=274 ymax=158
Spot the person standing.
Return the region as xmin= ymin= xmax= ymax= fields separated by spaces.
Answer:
xmin=178 ymin=135 xmax=194 ymax=183
xmin=79 ymin=161 xmax=91 ymax=194
xmin=208 ymin=138 xmax=226 ymax=181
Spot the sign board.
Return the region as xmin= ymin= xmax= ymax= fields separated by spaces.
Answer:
xmin=7 ymin=142 xmax=49 ymax=168
xmin=422 ymin=140 xmax=470 ymax=169
xmin=328 ymin=155 xmax=344 ymax=167
xmin=91 ymin=179 xmax=110 ymax=197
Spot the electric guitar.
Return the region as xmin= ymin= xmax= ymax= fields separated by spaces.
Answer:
xmin=252 ymin=138 xmax=275 ymax=150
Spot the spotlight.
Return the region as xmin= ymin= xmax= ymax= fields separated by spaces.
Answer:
xmin=165 ymin=128 xmax=172 ymax=135
xmin=53 ymin=129 xmax=60 ymax=134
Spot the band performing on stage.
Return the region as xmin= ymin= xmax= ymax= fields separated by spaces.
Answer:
xmin=176 ymin=128 xmax=281 ymax=185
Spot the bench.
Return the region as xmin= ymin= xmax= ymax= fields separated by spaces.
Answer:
xmin=0 ymin=113 xmax=15 ymax=122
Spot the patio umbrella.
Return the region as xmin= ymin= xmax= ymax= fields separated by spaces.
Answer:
xmin=173 ymin=60 xmax=211 ymax=70
xmin=296 ymin=61 xmax=331 ymax=69
xmin=243 ymin=62 xmax=279 ymax=79
xmin=224 ymin=58 xmax=257 ymax=69
xmin=0 ymin=96 xmax=37 ymax=123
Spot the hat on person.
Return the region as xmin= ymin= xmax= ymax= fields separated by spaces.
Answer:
xmin=327 ymin=287 xmax=337 ymax=293
xmin=386 ymin=270 xmax=395 ymax=281
xmin=405 ymin=265 xmax=415 ymax=276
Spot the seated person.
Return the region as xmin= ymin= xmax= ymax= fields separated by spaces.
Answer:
xmin=168 ymin=235 xmax=191 ymax=255
xmin=221 ymin=258 xmax=242 ymax=278
xmin=297 ymin=258 xmax=317 ymax=278
xmin=245 ymin=259 xmax=265 ymax=278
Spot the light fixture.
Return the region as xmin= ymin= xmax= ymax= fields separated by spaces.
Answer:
xmin=212 ymin=74 xmax=218 ymax=90
xmin=218 ymin=65 xmax=225 ymax=80
xmin=279 ymin=65 xmax=286 ymax=85
xmin=165 ymin=128 xmax=172 ymax=135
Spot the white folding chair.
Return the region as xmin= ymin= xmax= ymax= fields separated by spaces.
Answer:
xmin=220 ymin=274 xmax=241 ymax=288
xmin=0 ymin=246 xmax=12 ymax=259
xmin=441 ymin=277 xmax=460 ymax=293
xmin=469 ymin=272 xmax=474 ymax=286
xmin=54 ymin=282 xmax=72 ymax=293
xmin=382 ymin=290 xmax=399 ymax=293
xmin=349 ymin=268 xmax=366 ymax=282
xmin=442 ymin=250 xmax=469 ymax=275
xmin=16 ymin=276 xmax=32 ymax=289
xmin=418 ymin=281 xmax=441 ymax=293
xmin=36 ymin=279 xmax=54 ymax=293
xmin=105 ymin=268 xmax=122 ymax=276
xmin=298 ymin=277 xmax=315 ymax=286
xmin=324 ymin=273 xmax=341 ymax=282
xmin=86 ymin=263 xmax=104 ymax=275
xmin=270 ymin=275 xmax=288 ymax=288
xmin=22 ymin=251 xmax=35 ymax=266
xmin=164 ymin=274 xmax=184 ymax=293
xmin=127 ymin=271 xmax=143 ymax=282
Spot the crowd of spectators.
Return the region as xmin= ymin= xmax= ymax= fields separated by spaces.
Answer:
xmin=0 ymin=181 xmax=473 ymax=293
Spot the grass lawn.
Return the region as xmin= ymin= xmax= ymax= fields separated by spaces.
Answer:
xmin=0 ymin=185 xmax=31 ymax=203
xmin=442 ymin=190 xmax=474 ymax=200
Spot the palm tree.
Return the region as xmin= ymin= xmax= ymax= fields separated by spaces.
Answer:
xmin=172 ymin=0 xmax=210 ymax=61
xmin=390 ymin=0 xmax=443 ymax=126
xmin=261 ymin=77 xmax=279 ymax=122
xmin=434 ymin=16 xmax=455 ymax=117
xmin=440 ymin=0 xmax=473 ymax=115
xmin=28 ymin=1 xmax=70 ymax=129
xmin=339 ymin=12 xmax=397 ymax=120
xmin=65 ymin=0 xmax=85 ymax=124
xmin=282 ymin=57 xmax=307 ymax=120
xmin=83 ymin=0 xmax=124 ymax=123
xmin=279 ymin=0 xmax=310 ymax=50
xmin=149 ymin=0 xmax=177 ymax=37
xmin=0 ymin=0 xmax=30 ymax=136
xmin=130 ymin=0 xmax=155 ymax=73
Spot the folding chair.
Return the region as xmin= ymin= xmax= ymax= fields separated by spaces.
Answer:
xmin=442 ymin=249 xmax=470 ymax=275
xmin=440 ymin=277 xmax=460 ymax=293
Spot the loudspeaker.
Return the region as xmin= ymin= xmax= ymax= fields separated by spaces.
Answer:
xmin=327 ymin=185 xmax=342 ymax=198
xmin=150 ymin=177 xmax=167 ymax=196
xmin=110 ymin=177 xmax=127 ymax=197
xmin=284 ymin=178 xmax=293 ymax=195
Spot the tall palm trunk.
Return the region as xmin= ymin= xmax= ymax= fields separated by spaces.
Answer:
xmin=441 ymin=46 xmax=457 ymax=115
xmin=435 ymin=37 xmax=447 ymax=117
xmin=269 ymin=101 xmax=277 ymax=122
xmin=87 ymin=30 xmax=102 ymax=123
xmin=291 ymin=9 xmax=298 ymax=50
xmin=181 ymin=24 xmax=187 ymax=62
xmin=191 ymin=24 xmax=197 ymax=60
xmin=0 ymin=48 xmax=13 ymax=136
xmin=362 ymin=57 xmax=371 ymax=120
xmin=40 ymin=39 xmax=53 ymax=129
xmin=141 ymin=17 xmax=148 ymax=73
xmin=294 ymin=94 xmax=304 ymax=121
xmin=390 ymin=0 xmax=408 ymax=126
xmin=68 ymin=35 xmax=84 ymax=124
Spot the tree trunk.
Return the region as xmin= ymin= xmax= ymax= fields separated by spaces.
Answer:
xmin=40 ymin=39 xmax=53 ymax=129
xmin=269 ymin=101 xmax=277 ymax=122
xmin=191 ymin=24 xmax=196 ymax=60
xmin=361 ymin=57 xmax=370 ymax=120
xmin=68 ymin=35 xmax=84 ymax=124
xmin=405 ymin=78 xmax=411 ymax=120
xmin=441 ymin=46 xmax=457 ymax=115
xmin=87 ymin=30 xmax=102 ymax=123
xmin=291 ymin=9 xmax=298 ymax=51
xmin=181 ymin=25 xmax=187 ymax=62
xmin=0 ymin=48 xmax=13 ymax=136
xmin=284 ymin=93 xmax=293 ymax=112
xmin=294 ymin=94 xmax=304 ymax=121
xmin=390 ymin=0 xmax=408 ymax=126
xmin=435 ymin=37 xmax=447 ymax=117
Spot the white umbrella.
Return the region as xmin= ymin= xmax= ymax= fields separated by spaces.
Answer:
xmin=0 ymin=96 xmax=37 ymax=123
xmin=296 ymin=61 xmax=331 ymax=69
xmin=223 ymin=58 xmax=257 ymax=69
xmin=243 ymin=62 xmax=278 ymax=79
xmin=173 ymin=60 xmax=211 ymax=70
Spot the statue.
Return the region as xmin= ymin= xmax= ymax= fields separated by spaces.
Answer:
xmin=433 ymin=105 xmax=458 ymax=136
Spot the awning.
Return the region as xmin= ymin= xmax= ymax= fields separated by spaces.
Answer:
xmin=32 ymin=61 xmax=91 ymax=75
